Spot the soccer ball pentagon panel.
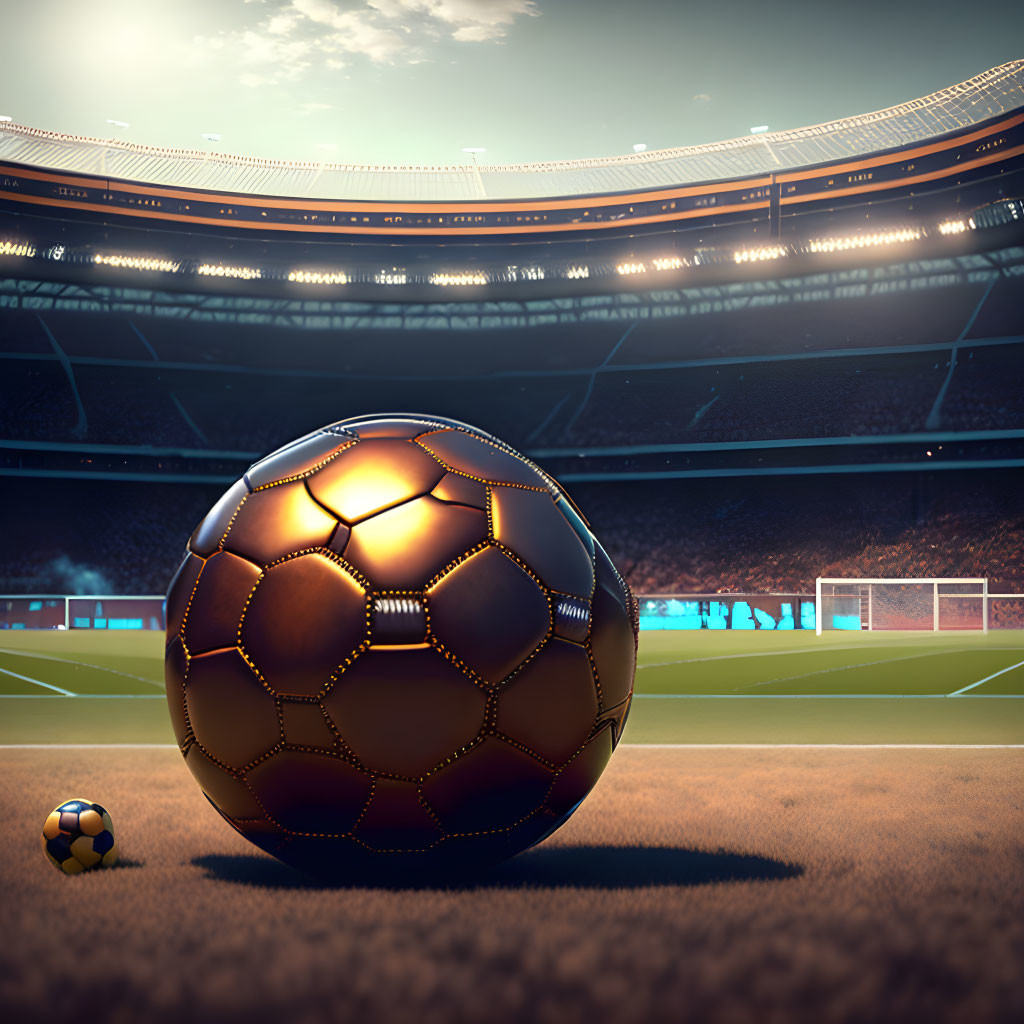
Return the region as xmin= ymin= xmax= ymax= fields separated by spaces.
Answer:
xmin=42 ymin=798 xmax=118 ymax=874
xmin=165 ymin=414 xmax=638 ymax=877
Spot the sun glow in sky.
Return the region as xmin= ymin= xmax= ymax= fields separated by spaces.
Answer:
xmin=2 ymin=0 xmax=1021 ymax=166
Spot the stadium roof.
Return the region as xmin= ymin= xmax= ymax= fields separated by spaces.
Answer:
xmin=1 ymin=61 xmax=1022 ymax=202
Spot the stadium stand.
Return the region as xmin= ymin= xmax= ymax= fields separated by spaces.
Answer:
xmin=1 ymin=62 xmax=1020 ymax=201
xmin=576 ymin=473 xmax=1024 ymax=597
xmin=2 ymin=471 xmax=1021 ymax=599
xmin=0 ymin=64 xmax=1021 ymax=605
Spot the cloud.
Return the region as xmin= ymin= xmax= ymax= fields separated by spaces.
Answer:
xmin=692 ymin=93 xmax=712 ymax=103
xmin=190 ymin=0 xmax=540 ymax=88
xmin=372 ymin=1 xmax=540 ymax=42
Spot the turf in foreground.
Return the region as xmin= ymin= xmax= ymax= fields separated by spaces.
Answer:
xmin=0 ymin=746 xmax=1021 ymax=1023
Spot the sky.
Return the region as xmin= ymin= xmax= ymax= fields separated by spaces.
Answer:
xmin=1 ymin=0 xmax=1021 ymax=167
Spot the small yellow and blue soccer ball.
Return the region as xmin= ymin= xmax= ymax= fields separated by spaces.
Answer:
xmin=41 ymin=798 xmax=118 ymax=874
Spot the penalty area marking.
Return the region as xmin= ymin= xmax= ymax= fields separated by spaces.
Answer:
xmin=0 ymin=666 xmax=76 ymax=696
xmin=0 ymin=648 xmax=164 ymax=688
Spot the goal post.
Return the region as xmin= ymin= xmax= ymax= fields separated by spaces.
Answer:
xmin=815 ymin=578 xmax=988 ymax=635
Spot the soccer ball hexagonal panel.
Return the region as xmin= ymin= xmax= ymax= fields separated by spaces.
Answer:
xmin=165 ymin=552 xmax=203 ymax=640
xmin=184 ymin=744 xmax=265 ymax=820
xmin=246 ymin=431 xmax=353 ymax=490
xmin=241 ymin=553 xmax=368 ymax=697
xmin=165 ymin=635 xmax=189 ymax=748
xmin=416 ymin=429 xmax=546 ymax=488
xmin=186 ymin=648 xmax=280 ymax=770
xmin=322 ymin=647 xmax=487 ymax=778
xmin=189 ymin=478 xmax=249 ymax=557
xmin=221 ymin=480 xmax=337 ymax=565
xmin=343 ymin=496 xmax=487 ymax=591
xmin=496 ymin=639 xmax=599 ymax=764
xmin=590 ymin=545 xmax=638 ymax=710
xmin=355 ymin=779 xmax=442 ymax=851
xmin=428 ymin=545 xmax=551 ymax=684
xmin=490 ymin=485 xmax=594 ymax=598
xmin=182 ymin=551 xmax=261 ymax=656
xmin=306 ymin=438 xmax=445 ymax=523
xmin=246 ymin=750 xmax=372 ymax=834
xmin=420 ymin=737 xmax=553 ymax=835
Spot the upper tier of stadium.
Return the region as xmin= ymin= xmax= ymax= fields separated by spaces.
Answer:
xmin=2 ymin=61 xmax=1022 ymax=201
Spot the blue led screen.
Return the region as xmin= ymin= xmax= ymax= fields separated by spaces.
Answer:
xmin=640 ymin=595 xmax=816 ymax=630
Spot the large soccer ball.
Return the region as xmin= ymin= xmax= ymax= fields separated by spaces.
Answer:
xmin=165 ymin=414 xmax=637 ymax=876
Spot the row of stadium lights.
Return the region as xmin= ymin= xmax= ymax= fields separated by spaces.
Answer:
xmin=0 ymin=218 xmax=984 ymax=285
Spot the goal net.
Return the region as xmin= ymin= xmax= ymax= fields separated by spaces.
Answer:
xmin=815 ymin=578 xmax=988 ymax=634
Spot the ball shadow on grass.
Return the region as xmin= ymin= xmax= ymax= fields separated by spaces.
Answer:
xmin=106 ymin=857 xmax=145 ymax=871
xmin=191 ymin=845 xmax=803 ymax=891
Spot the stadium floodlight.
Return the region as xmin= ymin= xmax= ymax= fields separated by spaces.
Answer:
xmin=652 ymin=255 xmax=684 ymax=271
xmin=633 ymin=143 xmax=647 ymax=153
xmin=506 ymin=265 xmax=545 ymax=282
xmin=288 ymin=269 xmax=348 ymax=285
xmin=201 ymin=132 xmax=222 ymax=142
xmin=815 ymin=578 xmax=988 ymax=635
xmin=750 ymin=125 xmax=769 ymax=134
xmin=616 ymin=261 xmax=646 ymax=275
xmin=95 ymin=253 xmax=180 ymax=273
xmin=807 ymin=228 xmax=921 ymax=253
xmin=938 ymin=219 xmax=969 ymax=235
xmin=733 ymin=245 xmax=786 ymax=264
xmin=0 ymin=239 xmax=36 ymax=257
xmin=565 ymin=264 xmax=590 ymax=280
xmin=429 ymin=271 xmax=487 ymax=286
xmin=196 ymin=263 xmax=261 ymax=280
xmin=375 ymin=269 xmax=407 ymax=285
xmin=106 ymin=119 xmax=130 ymax=128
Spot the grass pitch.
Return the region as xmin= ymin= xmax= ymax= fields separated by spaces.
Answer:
xmin=1 ymin=745 xmax=1021 ymax=1023
xmin=1 ymin=629 xmax=1022 ymax=745
xmin=2 ymin=632 xmax=1021 ymax=1021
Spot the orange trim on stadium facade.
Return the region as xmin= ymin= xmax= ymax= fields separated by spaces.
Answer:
xmin=779 ymin=141 xmax=1024 ymax=206
xmin=0 ymin=161 xmax=769 ymax=213
xmin=0 ymin=189 xmax=770 ymax=235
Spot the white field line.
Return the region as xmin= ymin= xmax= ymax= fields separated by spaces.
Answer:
xmin=0 ymin=694 xmax=164 ymax=699
xmin=738 ymin=649 xmax=949 ymax=692
xmin=0 ymin=744 xmax=177 ymax=749
xmin=0 ymin=666 xmax=76 ymax=696
xmin=637 ymin=644 xmax=905 ymax=670
xmin=0 ymin=648 xmax=163 ymax=688
xmin=949 ymin=658 xmax=1024 ymax=696
xmin=637 ymin=645 xmax=1024 ymax=671
xmin=620 ymin=743 xmax=1024 ymax=749
xmin=1 ymin=743 xmax=1021 ymax=751
xmin=632 ymin=693 xmax=1024 ymax=699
